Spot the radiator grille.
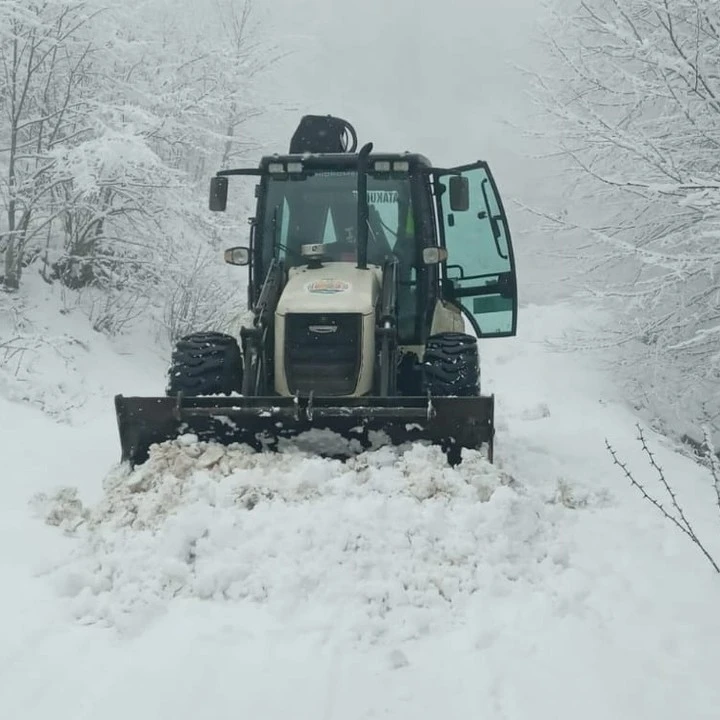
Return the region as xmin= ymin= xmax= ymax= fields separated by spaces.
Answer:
xmin=285 ymin=313 xmax=362 ymax=396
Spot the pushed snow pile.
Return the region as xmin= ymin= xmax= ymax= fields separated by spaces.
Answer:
xmin=35 ymin=438 xmax=565 ymax=640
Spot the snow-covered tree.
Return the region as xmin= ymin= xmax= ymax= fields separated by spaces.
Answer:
xmin=0 ymin=0 xmax=98 ymax=290
xmin=0 ymin=0 xmax=274 ymax=339
xmin=536 ymin=0 xmax=720 ymax=441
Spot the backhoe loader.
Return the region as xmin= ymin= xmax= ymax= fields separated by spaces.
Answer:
xmin=115 ymin=115 xmax=518 ymax=466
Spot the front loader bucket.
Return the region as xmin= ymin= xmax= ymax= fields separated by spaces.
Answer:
xmin=114 ymin=393 xmax=495 ymax=468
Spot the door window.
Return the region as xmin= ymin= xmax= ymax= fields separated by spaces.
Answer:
xmin=436 ymin=163 xmax=517 ymax=337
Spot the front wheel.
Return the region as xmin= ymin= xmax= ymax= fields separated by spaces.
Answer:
xmin=166 ymin=331 xmax=243 ymax=396
xmin=422 ymin=332 xmax=480 ymax=397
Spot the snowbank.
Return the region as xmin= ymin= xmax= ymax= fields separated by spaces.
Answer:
xmin=34 ymin=438 xmax=564 ymax=642
xmin=0 ymin=275 xmax=166 ymax=424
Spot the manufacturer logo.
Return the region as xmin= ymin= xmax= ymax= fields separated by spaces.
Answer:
xmin=305 ymin=279 xmax=351 ymax=295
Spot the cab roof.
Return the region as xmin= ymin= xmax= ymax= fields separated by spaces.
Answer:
xmin=258 ymin=152 xmax=434 ymax=171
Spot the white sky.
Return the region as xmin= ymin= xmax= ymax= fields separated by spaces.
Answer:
xmin=254 ymin=0 xmax=553 ymax=195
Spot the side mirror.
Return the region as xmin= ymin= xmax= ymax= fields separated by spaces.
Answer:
xmin=422 ymin=247 xmax=448 ymax=265
xmin=224 ymin=246 xmax=250 ymax=266
xmin=449 ymin=176 xmax=469 ymax=212
xmin=209 ymin=176 xmax=228 ymax=211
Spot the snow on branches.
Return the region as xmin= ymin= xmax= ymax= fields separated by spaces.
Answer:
xmin=536 ymin=0 xmax=720 ymax=442
xmin=0 ymin=0 xmax=274 ymax=338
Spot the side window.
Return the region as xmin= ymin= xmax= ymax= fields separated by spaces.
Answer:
xmin=437 ymin=163 xmax=517 ymax=337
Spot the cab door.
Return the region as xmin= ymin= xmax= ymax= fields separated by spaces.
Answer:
xmin=434 ymin=162 xmax=517 ymax=337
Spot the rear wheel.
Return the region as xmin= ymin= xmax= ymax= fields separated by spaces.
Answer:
xmin=422 ymin=332 xmax=480 ymax=397
xmin=166 ymin=331 xmax=243 ymax=396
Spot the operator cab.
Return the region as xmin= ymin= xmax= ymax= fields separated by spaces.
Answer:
xmin=253 ymin=152 xmax=435 ymax=345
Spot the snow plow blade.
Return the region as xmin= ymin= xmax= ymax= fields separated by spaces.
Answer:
xmin=114 ymin=393 xmax=495 ymax=467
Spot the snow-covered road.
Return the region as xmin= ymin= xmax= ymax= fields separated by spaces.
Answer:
xmin=2 ymin=301 xmax=719 ymax=720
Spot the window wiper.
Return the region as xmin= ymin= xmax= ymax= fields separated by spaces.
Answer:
xmin=376 ymin=216 xmax=397 ymax=239
xmin=270 ymin=205 xmax=304 ymax=261
xmin=277 ymin=241 xmax=305 ymax=260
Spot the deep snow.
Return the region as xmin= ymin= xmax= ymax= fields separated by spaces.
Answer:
xmin=2 ymin=296 xmax=720 ymax=720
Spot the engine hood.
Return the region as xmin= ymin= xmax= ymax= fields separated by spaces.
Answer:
xmin=276 ymin=262 xmax=382 ymax=316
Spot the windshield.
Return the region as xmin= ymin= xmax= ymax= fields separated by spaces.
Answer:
xmin=261 ymin=171 xmax=413 ymax=267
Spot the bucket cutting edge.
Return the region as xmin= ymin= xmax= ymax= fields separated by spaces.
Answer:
xmin=114 ymin=393 xmax=495 ymax=467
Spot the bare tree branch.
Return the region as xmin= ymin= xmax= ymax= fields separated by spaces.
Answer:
xmin=606 ymin=427 xmax=720 ymax=573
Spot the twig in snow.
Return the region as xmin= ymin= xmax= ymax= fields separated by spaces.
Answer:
xmin=606 ymin=425 xmax=719 ymax=573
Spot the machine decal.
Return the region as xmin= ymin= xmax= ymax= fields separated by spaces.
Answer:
xmin=305 ymin=279 xmax=351 ymax=295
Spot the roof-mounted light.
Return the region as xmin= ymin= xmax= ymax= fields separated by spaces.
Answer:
xmin=393 ymin=161 xmax=410 ymax=172
xmin=268 ymin=162 xmax=285 ymax=173
xmin=286 ymin=162 xmax=303 ymax=173
xmin=374 ymin=161 xmax=391 ymax=172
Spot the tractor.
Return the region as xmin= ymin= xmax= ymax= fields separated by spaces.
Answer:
xmin=114 ymin=115 xmax=518 ymax=466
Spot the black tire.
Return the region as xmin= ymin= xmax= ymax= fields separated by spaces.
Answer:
xmin=166 ymin=331 xmax=243 ymax=396
xmin=422 ymin=332 xmax=480 ymax=397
